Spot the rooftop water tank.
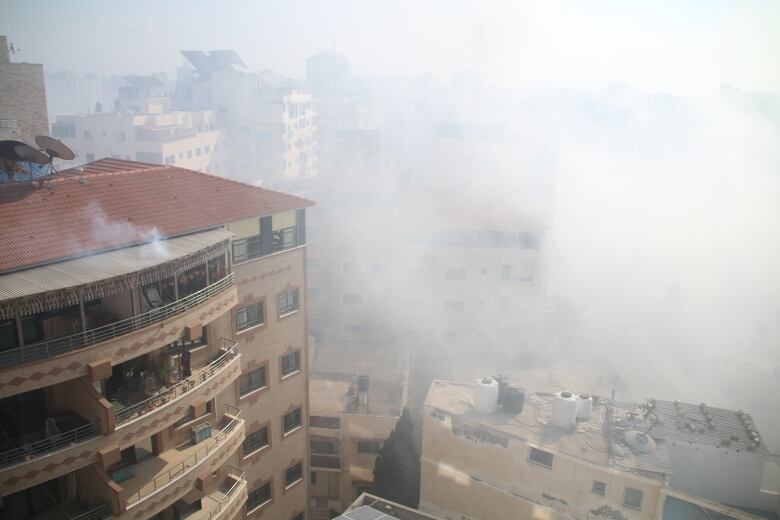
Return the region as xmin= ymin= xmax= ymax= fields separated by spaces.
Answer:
xmin=552 ymin=391 xmax=578 ymax=429
xmin=577 ymin=393 xmax=593 ymax=420
xmin=473 ymin=377 xmax=499 ymax=414
xmin=503 ymin=385 xmax=525 ymax=415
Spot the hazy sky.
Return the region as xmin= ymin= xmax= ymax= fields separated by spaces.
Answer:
xmin=2 ymin=0 xmax=778 ymax=95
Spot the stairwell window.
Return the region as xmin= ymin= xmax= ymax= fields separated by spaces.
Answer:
xmin=283 ymin=407 xmax=302 ymax=434
xmin=278 ymin=288 xmax=300 ymax=316
xmin=285 ymin=461 xmax=303 ymax=488
xmin=529 ymin=447 xmax=554 ymax=468
xmin=623 ymin=487 xmax=643 ymax=510
xmin=281 ymin=351 xmax=301 ymax=377
xmin=592 ymin=481 xmax=606 ymax=496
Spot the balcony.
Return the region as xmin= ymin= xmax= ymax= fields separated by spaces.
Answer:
xmin=231 ymin=226 xmax=300 ymax=264
xmin=186 ymin=468 xmax=248 ymax=520
xmin=0 ymin=273 xmax=237 ymax=397
xmin=310 ymin=453 xmax=341 ymax=471
xmin=0 ymin=341 xmax=241 ymax=497
xmin=117 ymin=406 xmax=244 ymax=519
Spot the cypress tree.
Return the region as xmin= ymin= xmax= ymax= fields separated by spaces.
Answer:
xmin=373 ymin=407 xmax=420 ymax=508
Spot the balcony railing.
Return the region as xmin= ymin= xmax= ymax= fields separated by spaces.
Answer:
xmin=231 ymin=227 xmax=300 ymax=264
xmin=126 ymin=405 xmax=243 ymax=507
xmin=232 ymin=236 xmax=261 ymax=263
xmin=114 ymin=339 xmax=239 ymax=425
xmin=272 ymin=227 xmax=297 ymax=253
xmin=310 ymin=453 xmax=341 ymax=470
xmin=70 ymin=503 xmax=109 ymax=520
xmin=0 ymin=421 xmax=99 ymax=469
xmin=0 ymin=274 xmax=235 ymax=369
xmin=207 ymin=467 xmax=246 ymax=520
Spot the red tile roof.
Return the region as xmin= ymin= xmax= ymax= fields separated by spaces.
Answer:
xmin=0 ymin=159 xmax=314 ymax=272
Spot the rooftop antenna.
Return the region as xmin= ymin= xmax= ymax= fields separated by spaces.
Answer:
xmin=35 ymin=135 xmax=76 ymax=176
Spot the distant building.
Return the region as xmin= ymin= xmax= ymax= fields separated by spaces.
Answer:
xmin=0 ymin=158 xmax=313 ymax=519
xmin=0 ymin=35 xmax=48 ymax=144
xmin=306 ymin=52 xmax=351 ymax=97
xmin=337 ymin=492 xmax=442 ymax=520
xmin=308 ymin=341 xmax=411 ymax=516
xmin=45 ymin=70 xmax=118 ymax=122
xmin=420 ymin=380 xmax=780 ymax=520
xmin=177 ymin=49 xmax=317 ymax=185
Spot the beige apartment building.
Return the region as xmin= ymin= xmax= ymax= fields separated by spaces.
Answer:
xmin=0 ymin=35 xmax=49 ymax=144
xmin=307 ymin=342 xmax=411 ymax=517
xmin=420 ymin=380 xmax=780 ymax=520
xmin=0 ymin=158 xmax=312 ymax=520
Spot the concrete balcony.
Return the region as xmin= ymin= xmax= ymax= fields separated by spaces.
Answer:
xmin=311 ymin=453 xmax=342 ymax=472
xmin=114 ymin=407 xmax=244 ymax=520
xmin=0 ymin=274 xmax=237 ymax=398
xmin=0 ymin=341 xmax=241 ymax=496
xmin=186 ymin=468 xmax=248 ymax=520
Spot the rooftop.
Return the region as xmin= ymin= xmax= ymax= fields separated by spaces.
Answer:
xmin=310 ymin=373 xmax=404 ymax=416
xmin=0 ymin=158 xmax=313 ymax=273
xmin=424 ymin=380 xmax=772 ymax=479
xmin=338 ymin=493 xmax=441 ymax=520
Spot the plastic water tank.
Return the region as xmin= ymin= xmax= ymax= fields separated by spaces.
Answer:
xmin=473 ymin=377 xmax=499 ymax=414
xmin=552 ymin=391 xmax=578 ymax=429
xmin=577 ymin=393 xmax=593 ymax=420
xmin=503 ymin=385 xmax=526 ymax=414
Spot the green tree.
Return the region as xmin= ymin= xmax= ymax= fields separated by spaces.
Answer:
xmin=372 ymin=407 xmax=420 ymax=508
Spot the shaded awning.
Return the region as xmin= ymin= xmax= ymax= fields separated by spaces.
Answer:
xmin=0 ymin=228 xmax=232 ymax=319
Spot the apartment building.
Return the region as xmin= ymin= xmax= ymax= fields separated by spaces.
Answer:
xmin=177 ymin=49 xmax=317 ymax=186
xmin=307 ymin=342 xmax=411 ymax=517
xmin=0 ymin=35 xmax=48 ymax=144
xmin=51 ymin=109 xmax=223 ymax=174
xmin=0 ymin=158 xmax=312 ymax=520
xmin=420 ymin=380 xmax=780 ymax=520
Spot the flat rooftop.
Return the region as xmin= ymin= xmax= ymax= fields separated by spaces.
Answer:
xmin=310 ymin=373 xmax=404 ymax=417
xmin=339 ymin=493 xmax=441 ymax=520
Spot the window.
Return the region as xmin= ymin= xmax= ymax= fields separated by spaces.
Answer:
xmin=247 ymin=482 xmax=271 ymax=511
xmin=445 ymin=268 xmax=466 ymax=280
xmin=623 ymin=487 xmax=643 ymax=510
xmin=342 ymin=293 xmax=364 ymax=305
xmin=310 ymin=471 xmax=317 ymax=484
xmin=292 ymin=513 xmax=304 ymax=520
xmin=196 ymin=147 xmax=201 ymax=156
xmin=529 ymin=447 xmax=554 ymax=468
xmin=501 ymin=265 xmax=511 ymax=280
xmin=310 ymin=415 xmax=340 ymax=429
xmin=204 ymin=145 xmax=210 ymax=153
xmin=244 ymin=425 xmax=269 ymax=454
xmin=239 ymin=367 xmax=267 ymax=396
xmin=278 ymin=289 xmax=300 ymax=316
xmin=592 ymin=481 xmax=606 ymax=496
xmin=356 ymin=439 xmax=383 ymax=455
xmin=116 ymin=131 xmax=126 ymax=141
xmin=187 ymin=150 xmax=192 ymax=158
xmin=84 ymin=130 xmax=93 ymax=140
xmin=283 ymin=407 xmax=302 ymax=434
xmin=281 ymin=351 xmax=301 ymax=376
xmin=445 ymin=300 xmax=464 ymax=311
xmin=236 ymin=302 xmax=263 ymax=331
xmin=285 ymin=462 xmax=303 ymax=487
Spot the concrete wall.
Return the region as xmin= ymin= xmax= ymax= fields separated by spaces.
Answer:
xmin=0 ymin=36 xmax=49 ymax=144
xmin=420 ymin=406 xmax=664 ymax=520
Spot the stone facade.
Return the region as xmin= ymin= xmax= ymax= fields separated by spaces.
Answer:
xmin=0 ymin=35 xmax=49 ymax=144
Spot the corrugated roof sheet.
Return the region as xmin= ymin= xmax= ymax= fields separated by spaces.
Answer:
xmin=0 ymin=228 xmax=232 ymax=300
xmin=0 ymin=158 xmax=313 ymax=272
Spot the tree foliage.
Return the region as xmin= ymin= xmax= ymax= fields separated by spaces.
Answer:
xmin=372 ymin=407 xmax=420 ymax=508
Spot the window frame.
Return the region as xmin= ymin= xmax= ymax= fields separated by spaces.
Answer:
xmin=592 ymin=480 xmax=606 ymax=496
xmin=278 ymin=288 xmax=300 ymax=317
xmin=283 ymin=407 xmax=303 ymax=436
xmin=247 ymin=480 xmax=272 ymax=513
xmin=235 ymin=302 xmax=264 ymax=332
xmin=243 ymin=424 xmax=270 ymax=457
xmin=528 ymin=446 xmax=554 ymax=468
xmin=239 ymin=366 xmax=268 ymax=397
xmin=281 ymin=350 xmax=302 ymax=378
xmin=284 ymin=461 xmax=304 ymax=490
xmin=623 ymin=487 xmax=644 ymax=510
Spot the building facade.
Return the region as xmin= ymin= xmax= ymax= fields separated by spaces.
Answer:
xmin=0 ymin=159 xmax=312 ymax=520
xmin=0 ymin=35 xmax=48 ymax=144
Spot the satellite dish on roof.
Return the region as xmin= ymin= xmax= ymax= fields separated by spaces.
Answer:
xmin=0 ymin=140 xmax=29 ymax=161
xmin=625 ymin=430 xmax=657 ymax=453
xmin=14 ymin=144 xmax=49 ymax=165
xmin=35 ymin=135 xmax=75 ymax=161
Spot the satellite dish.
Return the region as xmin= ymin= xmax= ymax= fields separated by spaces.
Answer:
xmin=14 ymin=144 xmax=49 ymax=165
xmin=35 ymin=135 xmax=75 ymax=161
xmin=625 ymin=430 xmax=657 ymax=453
xmin=0 ymin=140 xmax=29 ymax=161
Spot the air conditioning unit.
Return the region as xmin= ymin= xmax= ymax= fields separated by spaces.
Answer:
xmin=191 ymin=423 xmax=212 ymax=444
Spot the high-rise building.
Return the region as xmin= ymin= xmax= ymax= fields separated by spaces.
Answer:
xmin=0 ymin=159 xmax=312 ymax=520
xmin=0 ymin=35 xmax=48 ymax=144
xmin=420 ymin=380 xmax=779 ymax=520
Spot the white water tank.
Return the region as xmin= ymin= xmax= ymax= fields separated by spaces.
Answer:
xmin=473 ymin=377 xmax=499 ymax=414
xmin=577 ymin=393 xmax=593 ymax=420
xmin=552 ymin=391 xmax=578 ymax=429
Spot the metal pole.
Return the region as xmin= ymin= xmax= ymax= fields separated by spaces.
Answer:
xmin=14 ymin=304 xmax=24 ymax=348
xmin=173 ymin=273 xmax=179 ymax=301
xmin=79 ymin=289 xmax=88 ymax=332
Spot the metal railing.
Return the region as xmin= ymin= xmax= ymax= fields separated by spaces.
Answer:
xmin=70 ymin=503 xmax=109 ymax=520
xmin=0 ymin=274 xmax=235 ymax=368
xmin=272 ymin=227 xmax=297 ymax=253
xmin=207 ymin=467 xmax=247 ymax=520
xmin=0 ymin=421 xmax=99 ymax=469
xmin=126 ymin=405 xmax=242 ymax=507
xmin=114 ymin=339 xmax=240 ymax=425
xmin=232 ymin=235 xmax=262 ymax=263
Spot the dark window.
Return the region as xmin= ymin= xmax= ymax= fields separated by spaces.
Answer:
xmin=247 ymin=482 xmax=271 ymax=511
xmin=240 ymin=367 xmax=267 ymax=396
xmin=244 ymin=425 xmax=269 ymax=454
xmin=310 ymin=415 xmax=340 ymax=429
xmin=310 ymin=471 xmax=317 ymax=484
xmin=356 ymin=439 xmax=383 ymax=455
xmin=236 ymin=303 xmax=263 ymax=331
xmin=623 ymin=487 xmax=643 ymax=510
xmin=284 ymin=408 xmax=302 ymax=433
xmin=529 ymin=447 xmax=553 ymax=468
xmin=292 ymin=513 xmax=304 ymax=520
xmin=592 ymin=481 xmax=606 ymax=496
xmin=285 ymin=462 xmax=303 ymax=487
xmin=278 ymin=289 xmax=300 ymax=316
xmin=281 ymin=351 xmax=301 ymax=376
